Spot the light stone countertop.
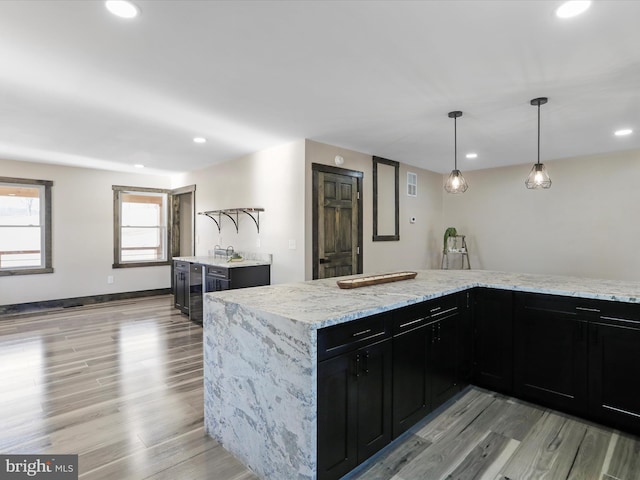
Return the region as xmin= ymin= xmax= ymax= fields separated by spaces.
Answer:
xmin=206 ymin=269 xmax=640 ymax=329
xmin=203 ymin=269 xmax=640 ymax=480
xmin=172 ymin=255 xmax=271 ymax=268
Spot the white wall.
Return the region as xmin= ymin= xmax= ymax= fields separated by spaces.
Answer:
xmin=304 ymin=140 xmax=443 ymax=280
xmin=0 ymin=158 xmax=172 ymax=306
xmin=442 ymin=149 xmax=640 ymax=281
xmin=172 ymin=140 xmax=306 ymax=285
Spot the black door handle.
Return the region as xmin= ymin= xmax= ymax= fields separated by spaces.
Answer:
xmin=319 ymin=258 xmax=331 ymax=264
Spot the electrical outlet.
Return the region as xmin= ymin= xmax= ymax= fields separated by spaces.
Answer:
xmin=288 ymin=239 xmax=296 ymax=250
xmin=107 ymin=275 xmax=114 ymax=284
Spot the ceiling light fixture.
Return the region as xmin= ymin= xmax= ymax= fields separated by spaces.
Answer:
xmin=193 ymin=137 xmax=207 ymax=144
xmin=444 ymin=111 xmax=468 ymax=194
xmin=525 ymin=97 xmax=552 ymax=190
xmin=466 ymin=153 xmax=478 ymax=159
xmin=105 ymin=1 xmax=140 ymax=19
xmin=555 ymin=0 xmax=591 ymax=18
xmin=614 ymin=128 xmax=633 ymax=136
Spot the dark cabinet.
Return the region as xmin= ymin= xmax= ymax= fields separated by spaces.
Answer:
xmin=513 ymin=293 xmax=589 ymax=416
xmin=317 ymin=314 xmax=392 ymax=480
xmin=189 ymin=264 xmax=204 ymax=323
xmin=173 ymin=261 xmax=189 ymax=315
xmin=391 ymin=294 xmax=461 ymax=438
xmin=473 ymin=288 xmax=514 ymax=394
xmin=589 ymin=303 xmax=640 ymax=435
xmin=204 ymin=264 xmax=270 ymax=293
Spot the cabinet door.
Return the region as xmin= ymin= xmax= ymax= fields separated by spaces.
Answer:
xmin=589 ymin=321 xmax=640 ymax=435
xmin=392 ymin=324 xmax=430 ymax=438
xmin=514 ymin=296 xmax=588 ymax=416
xmin=174 ymin=269 xmax=183 ymax=309
xmin=317 ymin=353 xmax=358 ymax=480
xmin=473 ymin=288 xmax=513 ymax=394
xmin=430 ymin=312 xmax=459 ymax=409
xmin=356 ymin=340 xmax=392 ymax=462
xmin=457 ymin=291 xmax=473 ymax=386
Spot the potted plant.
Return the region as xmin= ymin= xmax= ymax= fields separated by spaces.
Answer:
xmin=443 ymin=227 xmax=457 ymax=253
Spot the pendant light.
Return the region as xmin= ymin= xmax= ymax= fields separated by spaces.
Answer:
xmin=444 ymin=111 xmax=468 ymax=194
xmin=525 ymin=97 xmax=552 ymax=189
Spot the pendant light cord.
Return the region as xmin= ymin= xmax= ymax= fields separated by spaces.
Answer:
xmin=454 ymin=116 xmax=457 ymax=170
xmin=537 ymin=102 xmax=541 ymax=166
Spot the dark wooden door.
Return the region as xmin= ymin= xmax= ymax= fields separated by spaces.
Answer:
xmin=313 ymin=164 xmax=363 ymax=279
xmin=392 ymin=323 xmax=430 ymax=438
xmin=429 ymin=313 xmax=459 ymax=409
xmin=514 ymin=295 xmax=588 ymax=416
xmin=473 ymin=288 xmax=513 ymax=394
xmin=356 ymin=339 xmax=392 ymax=462
xmin=589 ymin=320 xmax=640 ymax=435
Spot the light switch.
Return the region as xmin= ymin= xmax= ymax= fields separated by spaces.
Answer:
xmin=288 ymin=239 xmax=296 ymax=250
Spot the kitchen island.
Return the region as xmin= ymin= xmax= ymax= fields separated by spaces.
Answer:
xmin=203 ymin=270 xmax=640 ymax=480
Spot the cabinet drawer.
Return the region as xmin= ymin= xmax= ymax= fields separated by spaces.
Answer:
xmin=427 ymin=295 xmax=459 ymax=320
xmin=516 ymin=292 xmax=600 ymax=317
xmin=318 ymin=313 xmax=391 ymax=361
xmin=174 ymin=261 xmax=190 ymax=270
xmin=392 ymin=295 xmax=458 ymax=335
xmin=206 ymin=266 xmax=230 ymax=278
xmin=596 ymin=301 xmax=640 ymax=329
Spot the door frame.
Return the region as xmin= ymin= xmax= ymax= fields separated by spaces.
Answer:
xmin=312 ymin=163 xmax=363 ymax=280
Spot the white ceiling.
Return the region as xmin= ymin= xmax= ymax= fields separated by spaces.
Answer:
xmin=0 ymin=0 xmax=638 ymax=176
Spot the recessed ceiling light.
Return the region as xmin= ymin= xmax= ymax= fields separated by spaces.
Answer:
xmin=555 ymin=1 xmax=591 ymax=19
xmin=614 ymin=129 xmax=633 ymax=136
xmin=134 ymin=164 xmax=144 ymax=168
xmin=105 ymin=1 xmax=140 ymax=19
xmin=193 ymin=137 xmax=207 ymax=144
xmin=465 ymin=153 xmax=478 ymax=159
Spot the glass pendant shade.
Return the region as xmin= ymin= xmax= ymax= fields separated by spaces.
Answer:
xmin=445 ymin=169 xmax=469 ymax=193
xmin=525 ymin=163 xmax=552 ymax=189
xmin=444 ymin=110 xmax=468 ymax=194
xmin=526 ymin=97 xmax=551 ymax=189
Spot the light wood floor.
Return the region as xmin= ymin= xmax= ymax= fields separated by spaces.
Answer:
xmin=0 ymin=295 xmax=255 ymax=480
xmin=1 ymin=296 xmax=639 ymax=480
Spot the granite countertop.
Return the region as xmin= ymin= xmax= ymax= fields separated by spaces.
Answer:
xmin=206 ymin=269 xmax=640 ymax=329
xmin=173 ymin=255 xmax=271 ymax=268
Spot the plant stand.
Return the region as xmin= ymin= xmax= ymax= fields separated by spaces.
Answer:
xmin=441 ymin=235 xmax=471 ymax=270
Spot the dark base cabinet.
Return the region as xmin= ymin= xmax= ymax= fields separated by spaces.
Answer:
xmin=173 ymin=261 xmax=190 ymax=315
xmin=589 ymin=304 xmax=640 ymax=435
xmin=473 ymin=288 xmax=513 ymax=394
xmin=317 ymin=288 xmax=640 ymax=480
xmin=513 ymin=293 xmax=589 ymax=416
xmin=317 ymin=314 xmax=392 ymax=480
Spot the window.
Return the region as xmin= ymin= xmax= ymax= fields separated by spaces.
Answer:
xmin=113 ymin=186 xmax=170 ymax=268
xmin=0 ymin=177 xmax=53 ymax=276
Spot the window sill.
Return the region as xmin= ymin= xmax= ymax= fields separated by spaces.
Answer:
xmin=112 ymin=261 xmax=171 ymax=269
xmin=0 ymin=267 xmax=54 ymax=277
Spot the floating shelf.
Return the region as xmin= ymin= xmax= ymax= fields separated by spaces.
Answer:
xmin=198 ymin=208 xmax=264 ymax=234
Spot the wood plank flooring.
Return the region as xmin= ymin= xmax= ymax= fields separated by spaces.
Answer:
xmin=2 ymin=295 xmax=639 ymax=480
xmin=0 ymin=295 xmax=255 ymax=480
xmin=349 ymin=388 xmax=640 ymax=480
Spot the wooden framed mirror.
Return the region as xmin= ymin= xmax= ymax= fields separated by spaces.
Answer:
xmin=372 ymin=156 xmax=399 ymax=241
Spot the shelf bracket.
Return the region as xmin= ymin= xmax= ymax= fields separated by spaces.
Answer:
xmin=240 ymin=209 xmax=261 ymax=233
xmin=199 ymin=211 xmax=222 ymax=233
xmin=220 ymin=210 xmax=239 ymax=233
